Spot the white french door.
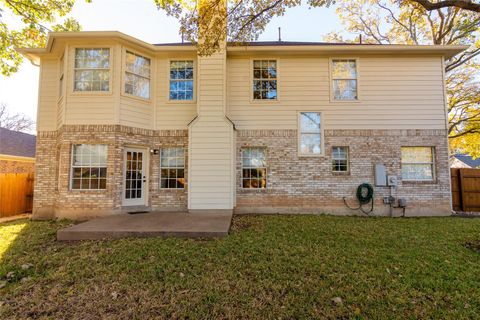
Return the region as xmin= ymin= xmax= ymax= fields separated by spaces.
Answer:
xmin=123 ymin=148 xmax=147 ymax=206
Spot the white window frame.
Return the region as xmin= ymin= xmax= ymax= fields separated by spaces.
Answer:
xmin=250 ymin=58 xmax=279 ymax=103
xmin=401 ymin=146 xmax=436 ymax=182
xmin=160 ymin=147 xmax=186 ymax=189
xmin=168 ymin=60 xmax=195 ymax=103
xmin=241 ymin=147 xmax=267 ymax=189
xmin=70 ymin=144 xmax=108 ymax=191
xmin=123 ymin=49 xmax=151 ymax=100
xmin=298 ymin=111 xmax=324 ymax=157
xmin=332 ymin=146 xmax=349 ymax=173
xmin=329 ymin=58 xmax=360 ymax=102
xmin=72 ymin=47 xmax=112 ymax=94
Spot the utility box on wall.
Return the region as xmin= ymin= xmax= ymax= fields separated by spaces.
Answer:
xmin=375 ymin=164 xmax=387 ymax=186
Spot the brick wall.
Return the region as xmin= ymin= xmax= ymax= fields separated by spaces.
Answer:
xmin=33 ymin=125 xmax=188 ymax=219
xmin=235 ymin=129 xmax=451 ymax=216
xmin=33 ymin=125 xmax=451 ymax=219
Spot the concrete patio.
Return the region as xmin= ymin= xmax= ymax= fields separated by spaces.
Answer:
xmin=57 ymin=211 xmax=233 ymax=241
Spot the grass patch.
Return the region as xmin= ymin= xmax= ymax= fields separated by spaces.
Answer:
xmin=1 ymin=215 xmax=480 ymax=319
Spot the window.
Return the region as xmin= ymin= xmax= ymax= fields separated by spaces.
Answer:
xmin=253 ymin=60 xmax=277 ymax=100
xmin=74 ymin=48 xmax=110 ymax=92
xmin=160 ymin=147 xmax=185 ymax=189
xmin=299 ymin=112 xmax=322 ymax=155
xmin=71 ymin=145 xmax=107 ymax=190
xmin=241 ymin=148 xmax=267 ymax=189
xmin=169 ymin=61 xmax=194 ymax=101
xmin=125 ymin=51 xmax=151 ymax=99
xmin=401 ymin=147 xmax=435 ymax=181
xmin=331 ymin=59 xmax=358 ymax=100
xmin=332 ymin=147 xmax=349 ymax=172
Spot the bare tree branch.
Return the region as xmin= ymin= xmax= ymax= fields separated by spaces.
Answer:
xmin=407 ymin=0 xmax=480 ymax=13
xmin=0 ymin=103 xmax=35 ymax=132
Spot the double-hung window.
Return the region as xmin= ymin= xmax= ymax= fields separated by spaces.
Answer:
xmin=401 ymin=147 xmax=435 ymax=181
xmin=74 ymin=48 xmax=110 ymax=92
xmin=299 ymin=112 xmax=322 ymax=155
xmin=331 ymin=59 xmax=358 ymax=100
xmin=125 ymin=51 xmax=151 ymax=99
xmin=332 ymin=147 xmax=349 ymax=172
xmin=253 ymin=60 xmax=277 ymax=100
xmin=71 ymin=144 xmax=107 ymax=190
xmin=160 ymin=147 xmax=185 ymax=189
xmin=169 ymin=61 xmax=194 ymax=101
xmin=242 ymin=148 xmax=267 ymax=189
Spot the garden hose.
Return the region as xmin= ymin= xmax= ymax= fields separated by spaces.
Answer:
xmin=343 ymin=183 xmax=375 ymax=214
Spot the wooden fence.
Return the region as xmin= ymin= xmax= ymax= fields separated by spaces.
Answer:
xmin=0 ymin=173 xmax=34 ymax=218
xmin=451 ymin=168 xmax=480 ymax=212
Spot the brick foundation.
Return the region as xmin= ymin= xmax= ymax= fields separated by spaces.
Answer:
xmin=235 ymin=129 xmax=451 ymax=216
xmin=33 ymin=126 xmax=451 ymax=219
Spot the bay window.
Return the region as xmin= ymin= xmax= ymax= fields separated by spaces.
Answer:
xmin=125 ymin=51 xmax=151 ymax=99
xmin=74 ymin=48 xmax=110 ymax=92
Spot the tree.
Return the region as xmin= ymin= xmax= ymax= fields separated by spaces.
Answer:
xmin=154 ymin=0 xmax=335 ymax=55
xmin=0 ymin=0 xmax=87 ymax=76
xmin=408 ymin=0 xmax=480 ymax=13
xmin=322 ymin=0 xmax=480 ymax=157
xmin=0 ymin=103 xmax=34 ymax=132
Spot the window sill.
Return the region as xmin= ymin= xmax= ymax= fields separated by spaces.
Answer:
xmin=250 ymin=99 xmax=280 ymax=104
xmin=402 ymin=180 xmax=437 ymax=185
xmin=239 ymin=188 xmax=267 ymax=192
xmin=121 ymin=92 xmax=152 ymax=103
xmin=70 ymin=90 xmax=113 ymax=96
xmin=159 ymin=188 xmax=186 ymax=191
xmin=329 ymin=99 xmax=361 ymax=104
xmin=332 ymin=171 xmax=350 ymax=176
xmin=165 ymin=99 xmax=197 ymax=105
xmin=298 ymin=153 xmax=326 ymax=159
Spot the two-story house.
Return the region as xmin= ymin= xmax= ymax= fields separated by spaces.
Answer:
xmin=17 ymin=30 xmax=465 ymax=219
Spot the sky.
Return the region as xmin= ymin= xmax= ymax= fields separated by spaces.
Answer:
xmin=0 ymin=0 xmax=342 ymax=127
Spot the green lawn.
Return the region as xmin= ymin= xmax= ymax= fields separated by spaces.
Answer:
xmin=1 ymin=215 xmax=480 ymax=319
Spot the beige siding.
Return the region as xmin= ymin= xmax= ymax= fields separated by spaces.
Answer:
xmin=37 ymin=58 xmax=58 ymax=131
xmin=119 ymin=97 xmax=153 ymax=129
xmin=63 ymin=43 xmax=119 ymax=125
xmin=188 ymin=50 xmax=235 ymax=210
xmin=155 ymin=57 xmax=197 ymax=130
xmin=226 ymin=56 xmax=446 ymax=130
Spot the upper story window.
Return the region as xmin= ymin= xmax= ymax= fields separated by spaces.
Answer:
xmin=169 ymin=61 xmax=194 ymax=101
xmin=125 ymin=51 xmax=151 ymax=99
xmin=253 ymin=60 xmax=277 ymax=100
xmin=331 ymin=59 xmax=358 ymax=100
xmin=71 ymin=144 xmax=107 ymax=190
xmin=299 ymin=112 xmax=322 ymax=155
xmin=74 ymin=48 xmax=110 ymax=92
xmin=401 ymin=147 xmax=435 ymax=181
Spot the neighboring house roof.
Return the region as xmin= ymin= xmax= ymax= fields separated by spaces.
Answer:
xmin=0 ymin=127 xmax=36 ymax=158
xmin=453 ymin=154 xmax=480 ymax=168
